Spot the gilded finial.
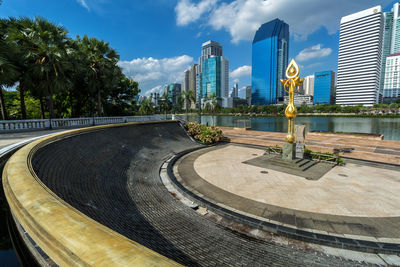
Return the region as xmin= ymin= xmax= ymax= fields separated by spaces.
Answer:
xmin=281 ymin=59 xmax=303 ymax=143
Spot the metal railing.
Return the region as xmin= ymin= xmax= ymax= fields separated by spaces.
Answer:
xmin=0 ymin=115 xmax=165 ymax=132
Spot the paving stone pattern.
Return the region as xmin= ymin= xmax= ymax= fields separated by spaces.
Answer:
xmin=32 ymin=122 xmax=360 ymax=266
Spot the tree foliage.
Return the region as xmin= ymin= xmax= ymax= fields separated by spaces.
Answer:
xmin=0 ymin=17 xmax=140 ymax=120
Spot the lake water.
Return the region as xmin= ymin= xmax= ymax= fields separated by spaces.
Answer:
xmin=185 ymin=115 xmax=400 ymax=141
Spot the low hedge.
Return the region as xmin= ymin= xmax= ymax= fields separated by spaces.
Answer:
xmin=184 ymin=122 xmax=223 ymax=145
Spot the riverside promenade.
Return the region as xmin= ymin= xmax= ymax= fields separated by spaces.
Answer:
xmin=221 ymin=127 xmax=400 ymax=165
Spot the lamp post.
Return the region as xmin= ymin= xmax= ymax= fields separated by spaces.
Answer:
xmin=280 ymin=59 xmax=303 ymax=159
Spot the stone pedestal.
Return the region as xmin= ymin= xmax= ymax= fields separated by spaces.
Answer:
xmin=282 ymin=142 xmax=296 ymax=160
xmin=296 ymin=143 xmax=305 ymax=159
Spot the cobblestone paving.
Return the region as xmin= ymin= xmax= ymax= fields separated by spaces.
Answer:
xmin=32 ymin=122 xmax=363 ymax=266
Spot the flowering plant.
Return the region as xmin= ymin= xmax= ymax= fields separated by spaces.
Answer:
xmin=184 ymin=122 xmax=223 ymax=145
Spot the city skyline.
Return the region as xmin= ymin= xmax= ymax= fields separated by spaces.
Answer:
xmin=0 ymin=0 xmax=397 ymax=98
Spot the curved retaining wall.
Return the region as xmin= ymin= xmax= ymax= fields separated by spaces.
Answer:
xmin=2 ymin=121 xmax=180 ymax=266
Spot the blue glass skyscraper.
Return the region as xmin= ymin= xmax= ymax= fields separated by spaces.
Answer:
xmin=313 ymin=71 xmax=335 ymax=105
xmin=251 ymin=19 xmax=289 ymax=105
xmin=202 ymin=56 xmax=221 ymax=98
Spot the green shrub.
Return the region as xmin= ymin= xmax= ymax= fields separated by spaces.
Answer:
xmin=184 ymin=122 xmax=223 ymax=145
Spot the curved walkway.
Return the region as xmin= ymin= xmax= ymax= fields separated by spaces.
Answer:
xmin=24 ymin=121 xmax=362 ymax=266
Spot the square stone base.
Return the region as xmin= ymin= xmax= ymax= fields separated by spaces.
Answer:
xmin=282 ymin=142 xmax=296 ymax=160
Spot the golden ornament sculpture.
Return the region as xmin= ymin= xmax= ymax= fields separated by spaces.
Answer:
xmin=280 ymin=59 xmax=303 ymax=143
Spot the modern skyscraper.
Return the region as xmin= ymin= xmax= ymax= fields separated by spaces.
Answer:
xmin=301 ymin=75 xmax=315 ymax=96
xmin=195 ymin=64 xmax=202 ymax=108
xmin=167 ymin=83 xmax=181 ymax=106
xmin=188 ymin=64 xmax=198 ymax=109
xmin=221 ymin=57 xmax=229 ymax=98
xmin=230 ymin=83 xmax=239 ymax=98
xmin=182 ymin=70 xmax=189 ymax=92
xmin=381 ymin=2 xmax=400 ymax=102
xmin=199 ymin=40 xmax=229 ymax=100
xmin=383 ymin=53 xmax=400 ymax=102
xmin=313 ymin=71 xmax=335 ymax=105
xmin=251 ymin=19 xmax=289 ymax=105
xmin=336 ymin=6 xmax=383 ymax=106
xmin=246 ymin=86 xmax=252 ymax=106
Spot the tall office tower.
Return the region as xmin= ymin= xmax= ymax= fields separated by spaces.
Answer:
xmin=221 ymin=57 xmax=229 ymax=98
xmin=182 ymin=70 xmax=190 ymax=92
xmin=302 ymin=75 xmax=315 ymax=96
xmin=246 ymin=86 xmax=252 ymax=106
xmin=202 ymin=56 xmax=221 ymax=98
xmin=231 ymin=83 xmax=239 ymax=98
xmin=188 ymin=64 xmax=198 ymax=109
xmin=200 ymin=40 xmax=223 ymax=70
xmin=251 ymin=19 xmax=289 ymax=105
xmin=195 ymin=64 xmax=202 ymax=108
xmin=167 ymin=83 xmax=181 ymax=106
xmin=383 ymin=53 xmax=400 ymax=102
xmin=199 ymin=40 xmax=229 ymax=99
xmin=313 ymin=71 xmax=335 ymax=105
xmin=336 ymin=6 xmax=383 ymax=106
xmin=381 ymin=2 xmax=400 ymax=102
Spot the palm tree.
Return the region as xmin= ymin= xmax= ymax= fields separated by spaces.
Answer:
xmin=79 ymin=35 xmax=120 ymax=116
xmin=182 ymin=90 xmax=195 ymax=118
xmin=25 ymin=17 xmax=71 ymax=119
xmin=159 ymin=92 xmax=172 ymax=119
xmin=0 ymin=19 xmax=20 ymax=120
xmin=138 ymin=98 xmax=154 ymax=115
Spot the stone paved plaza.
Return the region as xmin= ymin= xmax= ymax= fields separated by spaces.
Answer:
xmin=194 ymin=144 xmax=400 ymax=217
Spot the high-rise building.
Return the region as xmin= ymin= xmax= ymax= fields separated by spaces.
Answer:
xmin=182 ymin=70 xmax=189 ymax=92
xmin=195 ymin=64 xmax=202 ymax=108
xmin=230 ymin=83 xmax=239 ymax=98
xmin=381 ymin=2 xmax=400 ymax=102
xmin=301 ymin=75 xmax=314 ymax=96
xmin=383 ymin=53 xmax=400 ymax=102
xmin=246 ymin=86 xmax=252 ymax=106
xmin=199 ymin=40 xmax=229 ymax=100
xmin=313 ymin=71 xmax=335 ymax=105
xmin=200 ymin=40 xmax=223 ymax=67
xmin=188 ymin=64 xmax=198 ymax=109
xmin=336 ymin=6 xmax=383 ymax=106
xmin=167 ymin=83 xmax=181 ymax=106
xmin=251 ymin=19 xmax=289 ymax=105
xmin=221 ymin=57 xmax=229 ymax=98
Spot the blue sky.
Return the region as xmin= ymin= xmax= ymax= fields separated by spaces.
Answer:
xmin=0 ymin=0 xmax=397 ymax=98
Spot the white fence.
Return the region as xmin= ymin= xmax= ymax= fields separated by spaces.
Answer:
xmin=0 ymin=115 xmax=166 ymax=132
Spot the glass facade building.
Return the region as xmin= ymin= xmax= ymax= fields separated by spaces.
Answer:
xmin=251 ymin=19 xmax=289 ymax=105
xmin=201 ymin=56 xmax=221 ymax=98
xmin=167 ymin=83 xmax=181 ymax=106
xmin=313 ymin=71 xmax=335 ymax=105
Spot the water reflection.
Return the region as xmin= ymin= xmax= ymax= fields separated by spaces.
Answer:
xmin=186 ymin=115 xmax=400 ymax=141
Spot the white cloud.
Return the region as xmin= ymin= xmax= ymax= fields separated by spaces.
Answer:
xmin=118 ymin=55 xmax=193 ymax=95
xmin=175 ymin=0 xmax=218 ymax=26
xmin=76 ymin=0 xmax=90 ymax=11
xmin=295 ymin=44 xmax=332 ymax=62
xmin=176 ymin=0 xmax=391 ymax=43
xmin=230 ymin=65 xmax=251 ymax=79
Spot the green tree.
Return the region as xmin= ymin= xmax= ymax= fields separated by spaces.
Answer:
xmin=79 ymin=35 xmax=120 ymax=116
xmin=181 ymin=90 xmax=195 ymax=116
xmin=159 ymin=92 xmax=172 ymax=119
xmin=138 ymin=98 xmax=154 ymax=115
xmin=0 ymin=19 xmax=20 ymax=120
